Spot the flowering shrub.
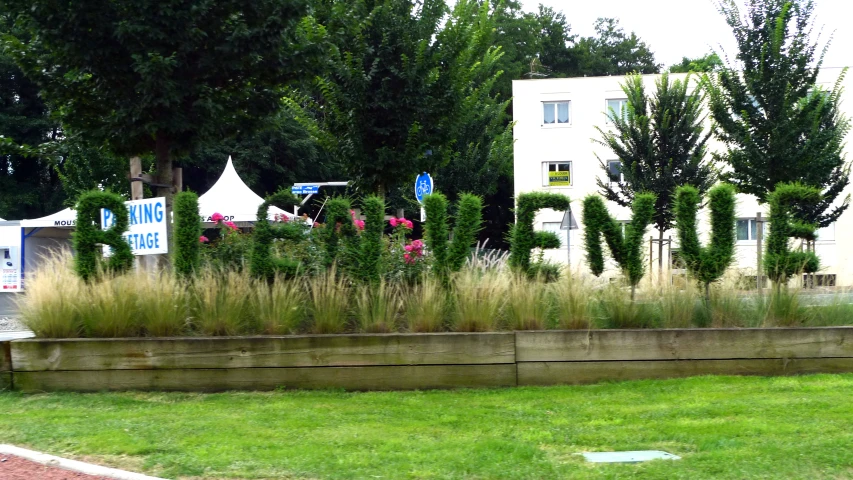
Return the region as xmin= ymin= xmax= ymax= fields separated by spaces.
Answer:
xmin=199 ymin=235 xmax=209 ymax=243
xmin=404 ymin=239 xmax=424 ymax=264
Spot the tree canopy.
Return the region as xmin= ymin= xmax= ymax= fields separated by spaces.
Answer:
xmin=706 ymin=0 xmax=850 ymax=227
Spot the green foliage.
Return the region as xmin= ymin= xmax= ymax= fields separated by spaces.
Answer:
xmin=250 ymin=190 xmax=303 ymax=283
xmin=4 ymin=0 xmax=323 ymax=229
xmin=596 ymin=73 xmax=715 ymax=242
xmin=674 ymin=184 xmax=737 ymax=297
xmin=764 ymin=183 xmax=822 ymax=286
xmin=423 ymin=193 xmax=450 ymax=275
xmin=448 ymin=194 xmax=484 ymax=272
xmin=707 ymin=0 xmax=850 ymax=227
xmin=358 ymin=195 xmax=386 ymax=284
xmin=321 ymin=197 xmax=358 ymax=268
xmin=72 ymin=191 xmax=133 ymax=282
xmin=289 ymin=0 xmax=502 ymax=195
xmin=173 ymin=191 xmax=201 ymax=278
xmin=423 ymin=192 xmax=484 ymax=278
xmin=571 ymin=18 xmax=661 ymax=76
xmin=581 ymin=192 xmax=656 ymax=296
xmin=509 ymin=192 xmax=571 ymax=272
xmin=668 ymin=52 xmax=722 ymax=73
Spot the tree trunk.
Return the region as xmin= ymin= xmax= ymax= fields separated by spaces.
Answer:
xmin=154 ymin=132 xmax=173 ymax=271
xmin=630 ymin=283 xmax=636 ymax=302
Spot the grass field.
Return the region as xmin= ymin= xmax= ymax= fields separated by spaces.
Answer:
xmin=1 ymin=375 xmax=852 ymax=479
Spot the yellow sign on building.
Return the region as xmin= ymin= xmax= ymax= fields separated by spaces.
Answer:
xmin=548 ymin=170 xmax=570 ymax=186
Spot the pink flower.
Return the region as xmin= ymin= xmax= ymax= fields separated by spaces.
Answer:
xmin=199 ymin=235 xmax=209 ymax=243
xmin=412 ymin=239 xmax=424 ymax=248
xmin=224 ymin=221 xmax=238 ymax=231
xmin=389 ymin=217 xmax=398 ymax=227
xmin=355 ymin=220 xmax=365 ymax=231
xmin=211 ymin=212 xmax=224 ymax=223
xmin=403 ymin=219 xmax=414 ymax=229
xmin=404 ymin=245 xmax=413 ymax=252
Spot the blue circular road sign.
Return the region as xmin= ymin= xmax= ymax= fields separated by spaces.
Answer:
xmin=415 ymin=172 xmax=433 ymax=203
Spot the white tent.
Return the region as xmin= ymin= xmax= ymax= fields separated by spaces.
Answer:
xmin=19 ymin=208 xmax=77 ymax=228
xmin=198 ymin=156 xmax=290 ymax=224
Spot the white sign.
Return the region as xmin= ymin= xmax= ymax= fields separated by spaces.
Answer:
xmin=101 ymin=197 xmax=168 ymax=255
xmin=0 ymin=226 xmax=21 ymax=291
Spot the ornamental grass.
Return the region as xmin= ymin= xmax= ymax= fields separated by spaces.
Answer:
xmin=15 ymin=253 xmax=853 ymax=338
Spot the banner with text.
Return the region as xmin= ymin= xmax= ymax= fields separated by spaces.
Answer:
xmin=101 ymin=197 xmax=168 ymax=256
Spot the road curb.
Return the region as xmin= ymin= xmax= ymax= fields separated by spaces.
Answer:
xmin=0 ymin=444 xmax=167 ymax=480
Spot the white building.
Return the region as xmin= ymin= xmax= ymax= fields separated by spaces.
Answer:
xmin=512 ymin=68 xmax=852 ymax=286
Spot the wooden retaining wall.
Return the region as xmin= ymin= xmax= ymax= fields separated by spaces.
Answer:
xmin=0 ymin=342 xmax=11 ymax=390
xmin=10 ymin=333 xmax=517 ymax=392
xmin=6 ymin=327 xmax=853 ymax=392
xmin=516 ymin=327 xmax=853 ymax=385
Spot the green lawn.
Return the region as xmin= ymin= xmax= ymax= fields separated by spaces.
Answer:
xmin=1 ymin=375 xmax=852 ymax=479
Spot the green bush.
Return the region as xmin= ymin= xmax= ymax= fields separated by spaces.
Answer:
xmin=357 ymin=195 xmax=385 ymax=283
xmin=509 ymin=192 xmax=571 ymax=272
xmin=423 ymin=193 xmax=450 ymax=276
xmin=674 ymin=184 xmax=736 ymax=300
xmin=423 ymin=192 xmax=484 ymax=279
xmin=250 ymin=190 xmax=303 ymax=282
xmin=73 ymin=190 xmax=133 ymax=281
xmin=173 ymin=191 xmax=202 ymax=278
xmin=581 ymin=192 xmax=655 ymax=300
xmin=764 ymin=183 xmax=822 ymax=288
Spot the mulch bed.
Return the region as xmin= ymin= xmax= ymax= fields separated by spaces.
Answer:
xmin=0 ymin=454 xmax=112 ymax=479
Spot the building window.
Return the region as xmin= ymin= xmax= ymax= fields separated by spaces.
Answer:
xmin=606 ymin=98 xmax=629 ymax=123
xmin=542 ymin=162 xmax=572 ymax=187
xmin=543 ymin=101 xmax=570 ymax=125
xmin=736 ymin=219 xmax=767 ymax=241
xmin=607 ymin=160 xmax=623 ymax=182
xmin=816 ymin=223 xmax=835 ymax=242
xmin=542 ymin=222 xmax=567 ymax=248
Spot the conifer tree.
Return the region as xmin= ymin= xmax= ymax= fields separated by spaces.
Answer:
xmin=423 ymin=192 xmax=484 ymax=279
xmin=596 ymin=73 xmax=715 ymax=275
xmin=173 ymin=191 xmax=202 ymax=279
xmin=581 ymin=192 xmax=656 ymax=300
xmin=673 ymin=184 xmax=736 ymax=301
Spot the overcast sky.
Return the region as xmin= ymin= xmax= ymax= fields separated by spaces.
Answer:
xmin=521 ymin=0 xmax=852 ymax=68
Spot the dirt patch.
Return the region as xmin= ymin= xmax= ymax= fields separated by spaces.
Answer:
xmin=0 ymin=454 xmax=112 ymax=479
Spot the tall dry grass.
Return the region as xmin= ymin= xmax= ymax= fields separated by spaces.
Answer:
xmin=354 ymin=281 xmax=400 ymax=333
xmin=191 ymin=269 xmax=253 ymax=335
xmin=136 ymin=271 xmax=190 ymax=337
xmin=16 ymin=252 xmax=82 ymax=338
xmin=451 ymin=268 xmax=508 ymax=332
xmin=403 ymin=276 xmax=447 ymax=332
xmin=550 ymin=273 xmax=593 ymax=329
xmin=505 ymin=274 xmax=549 ymax=330
xmin=253 ymin=277 xmax=306 ymax=335
xmin=308 ymin=267 xmax=350 ymax=334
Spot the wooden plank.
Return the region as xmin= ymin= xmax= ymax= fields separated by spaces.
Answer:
xmin=0 ymin=342 xmax=9 ymax=372
xmin=12 ymin=364 xmax=518 ymax=393
xmin=0 ymin=372 xmax=10 ymax=391
xmin=517 ymin=358 xmax=853 ymax=386
xmin=516 ymin=327 xmax=853 ymax=362
xmin=11 ymin=333 xmax=516 ymax=372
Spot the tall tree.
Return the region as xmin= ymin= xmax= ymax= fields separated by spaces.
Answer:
xmin=706 ymin=0 xmax=850 ymax=227
xmin=571 ymin=18 xmax=660 ymax=76
xmin=0 ymin=43 xmax=64 ymax=219
xmin=289 ymin=0 xmax=502 ymax=197
xmin=596 ymin=73 xmax=716 ymax=275
xmin=4 ymin=0 xmax=322 ymax=242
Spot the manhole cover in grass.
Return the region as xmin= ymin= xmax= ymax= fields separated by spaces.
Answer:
xmin=582 ymin=450 xmax=681 ymax=463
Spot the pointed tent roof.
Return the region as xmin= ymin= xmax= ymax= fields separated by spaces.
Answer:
xmin=20 ymin=207 xmax=77 ymax=228
xmin=198 ymin=156 xmax=290 ymax=224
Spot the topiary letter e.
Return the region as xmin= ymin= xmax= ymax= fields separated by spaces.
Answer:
xmin=73 ymin=190 xmax=133 ymax=281
xmin=250 ymin=190 xmax=302 ymax=283
xmin=509 ymin=192 xmax=571 ymax=272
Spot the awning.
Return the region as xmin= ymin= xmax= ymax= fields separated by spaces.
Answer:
xmin=19 ymin=208 xmax=77 ymax=228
